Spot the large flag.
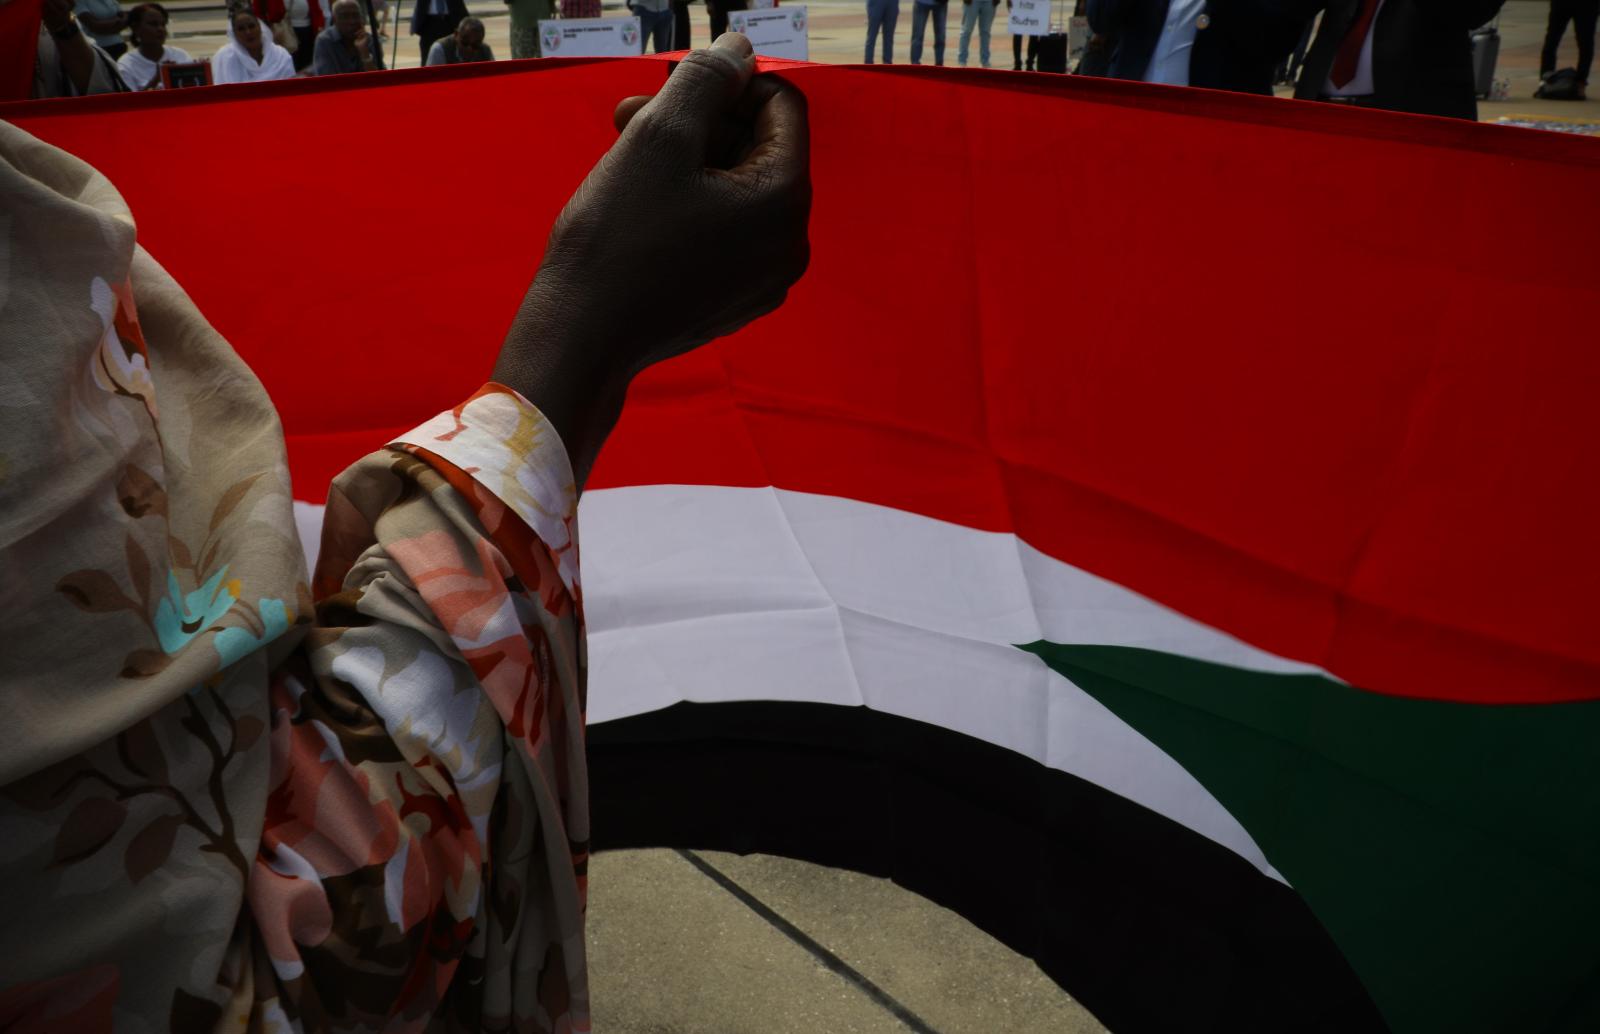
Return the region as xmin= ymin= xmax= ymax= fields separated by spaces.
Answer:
xmin=5 ymin=59 xmax=1599 ymax=1033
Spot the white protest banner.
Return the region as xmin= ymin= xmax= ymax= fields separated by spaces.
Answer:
xmin=727 ymin=5 xmax=808 ymax=60
xmin=537 ymin=16 xmax=642 ymax=57
xmin=1007 ymin=0 xmax=1048 ymax=36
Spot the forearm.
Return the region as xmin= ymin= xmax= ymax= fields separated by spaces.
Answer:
xmin=492 ymin=277 xmax=630 ymax=494
xmin=56 ymin=28 xmax=101 ymax=93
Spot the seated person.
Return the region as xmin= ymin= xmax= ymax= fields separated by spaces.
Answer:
xmin=115 ymin=1 xmax=192 ymax=90
xmin=311 ymin=0 xmax=384 ymax=74
xmin=213 ymin=7 xmax=298 ymax=81
xmin=31 ymin=0 xmax=129 ymax=96
xmin=425 ymin=14 xmax=493 ymax=63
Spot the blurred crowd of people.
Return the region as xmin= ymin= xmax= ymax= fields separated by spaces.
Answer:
xmin=1083 ymin=0 xmax=1509 ymax=119
xmin=29 ymin=0 xmax=1599 ymax=114
xmin=873 ymin=0 xmax=1593 ymax=117
xmin=29 ymin=0 xmax=679 ymax=96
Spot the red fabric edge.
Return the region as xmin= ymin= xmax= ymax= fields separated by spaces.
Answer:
xmin=5 ymin=56 xmax=1596 ymax=169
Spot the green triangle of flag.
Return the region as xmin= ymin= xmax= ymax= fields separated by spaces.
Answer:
xmin=1020 ymin=641 xmax=1600 ymax=1034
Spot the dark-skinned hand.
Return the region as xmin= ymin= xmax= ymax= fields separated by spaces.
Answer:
xmin=493 ymin=32 xmax=812 ymax=489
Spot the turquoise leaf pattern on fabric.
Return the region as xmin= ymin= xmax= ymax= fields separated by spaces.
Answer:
xmin=154 ymin=567 xmax=237 ymax=655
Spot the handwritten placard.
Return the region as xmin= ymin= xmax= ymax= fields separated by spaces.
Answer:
xmin=1007 ymin=0 xmax=1048 ymax=37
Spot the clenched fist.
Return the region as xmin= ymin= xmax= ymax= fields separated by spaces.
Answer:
xmin=494 ymin=33 xmax=812 ymax=487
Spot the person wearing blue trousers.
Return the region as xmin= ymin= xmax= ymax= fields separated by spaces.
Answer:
xmin=865 ymin=0 xmax=900 ymax=61
xmin=909 ymin=0 xmax=948 ymax=63
xmin=958 ymin=0 xmax=995 ymax=66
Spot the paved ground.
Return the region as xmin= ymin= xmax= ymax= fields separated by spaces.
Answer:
xmin=587 ymin=849 xmax=1108 ymax=1033
xmin=160 ymin=0 xmax=1600 ymax=125
xmin=1473 ymin=0 xmax=1600 ymax=124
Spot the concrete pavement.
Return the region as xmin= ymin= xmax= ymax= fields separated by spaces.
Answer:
xmin=587 ymin=849 xmax=1108 ymax=1033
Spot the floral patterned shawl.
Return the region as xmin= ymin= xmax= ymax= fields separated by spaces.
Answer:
xmin=0 ymin=119 xmax=591 ymax=1033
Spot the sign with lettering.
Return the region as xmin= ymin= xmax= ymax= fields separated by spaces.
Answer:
xmin=727 ymin=5 xmax=808 ymax=60
xmin=537 ymin=16 xmax=643 ymax=57
xmin=1007 ymin=0 xmax=1048 ymax=37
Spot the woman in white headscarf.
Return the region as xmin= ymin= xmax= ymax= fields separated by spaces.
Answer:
xmin=213 ymin=7 xmax=297 ymax=83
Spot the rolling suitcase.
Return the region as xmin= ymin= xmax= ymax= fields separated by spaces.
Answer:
xmin=1030 ymin=0 xmax=1070 ymax=73
xmin=1471 ymin=18 xmax=1500 ymax=100
xmin=1035 ymin=32 xmax=1068 ymax=73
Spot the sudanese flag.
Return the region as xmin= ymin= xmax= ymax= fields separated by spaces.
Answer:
xmin=6 ymin=57 xmax=1599 ymax=1033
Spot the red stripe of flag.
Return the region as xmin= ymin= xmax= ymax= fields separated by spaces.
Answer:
xmin=7 ymin=61 xmax=1598 ymax=705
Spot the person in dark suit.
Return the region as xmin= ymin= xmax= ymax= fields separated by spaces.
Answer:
xmin=1293 ymin=0 xmax=1505 ymax=119
xmin=1086 ymin=0 xmax=1318 ymax=94
xmin=671 ymin=0 xmax=691 ymax=47
xmin=410 ymin=0 xmax=469 ymax=63
xmin=705 ymin=0 xmax=746 ymax=40
xmin=1541 ymin=0 xmax=1597 ymax=96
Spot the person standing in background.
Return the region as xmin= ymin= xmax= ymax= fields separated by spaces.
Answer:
xmin=909 ymin=0 xmax=947 ymax=63
xmin=73 ymin=0 xmax=129 ymax=58
xmin=672 ymin=0 xmax=691 ymax=46
xmin=1294 ymin=0 xmax=1505 ymax=119
xmin=505 ymin=0 xmax=552 ymax=56
xmin=1540 ymin=0 xmax=1596 ymax=98
xmin=958 ymin=0 xmax=995 ymax=66
xmin=1009 ymin=0 xmax=1038 ymax=69
xmin=705 ymin=0 xmax=745 ymax=39
xmin=410 ymin=0 xmax=467 ymax=63
xmin=1086 ymin=0 xmax=1315 ymax=93
xmin=866 ymin=0 xmax=899 ymax=61
xmin=285 ymin=0 xmax=321 ymax=69
xmin=253 ymin=0 xmax=325 ymax=72
xmin=1011 ymin=19 xmax=1038 ymax=68
xmin=630 ymin=0 xmax=674 ymax=51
